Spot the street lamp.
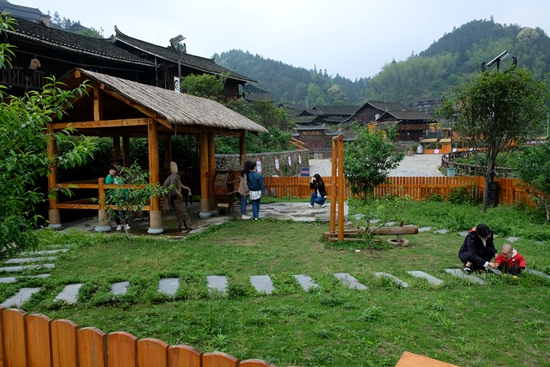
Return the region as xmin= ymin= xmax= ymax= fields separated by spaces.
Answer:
xmin=481 ymin=50 xmax=517 ymax=72
xmin=169 ymin=34 xmax=186 ymax=93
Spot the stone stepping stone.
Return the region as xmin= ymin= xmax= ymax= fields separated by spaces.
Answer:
xmin=506 ymin=237 xmax=521 ymax=242
xmin=20 ymin=249 xmax=69 ymax=255
xmin=110 ymin=281 xmax=130 ymax=295
xmin=444 ymin=269 xmax=486 ymax=285
xmin=294 ymin=274 xmax=319 ymax=291
xmin=54 ymin=284 xmax=82 ymax=304
xmin=334 ymin=273 xmax=367 ymax=290
xmin=418 ymin=227 xmax=432 ymax=232
xmin=0 ymin=264 xmax=55 ymax=273
xmin=384 ymin=222 xmax=397 ymax=226
xmin=250 ymin=275 xmax=275 ymax=294
xmin=369 ymin=219 xmax=381 ymax=224
xmin=407 ymin=271 xmax=443 ymax=285
xmin=373 ymin=272 xmax=409 ymax=288
xmin=489 ymin=268 xmax=502 ymax=275
xmin=435 ymin=229 xmax=450 ymax=234
xmin=525 ymin=269 xmax=550 ymax=280
xmin=459 ymin=231 xmax=470 ymax=237
xmin=0 ymin=274 xmax=50 ymax=284
xmin=207 ymin=276 xmax=228 ymax=294
xmin=1 ymin=288 xmax=41 ymax=308
xmin=158 ymin=278 xmax=179 ymax=296
xmin=5 ymin=256 xmax=57 ymax=264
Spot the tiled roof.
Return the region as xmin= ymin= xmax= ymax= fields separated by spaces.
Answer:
xmin=112 ymin=26 xmax=255 ymax=83
xmin=8 ymin=18 xmax=155 ymax=66
xmin=379 ymin=110 xmax=433 ymax=120
xmin=313 ymin=105 xmax=360 ymax=115
xmin=295 ymin=125 xmax=329 ymax=131
xmin=362 ymin=101 xmax=414 ymax=112
xmin=323 ymin=117 xmax=348 ymax=124
xmin=294 ymin=116 xmax=320 ymax=124
xmin=0 ymin=3 xmax=48 ymax=21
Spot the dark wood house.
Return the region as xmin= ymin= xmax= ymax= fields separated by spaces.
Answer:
xmin=110 ymin=26 xmax=255 ymax=98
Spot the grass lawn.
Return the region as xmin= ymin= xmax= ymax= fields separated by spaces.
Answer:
xmin=3 ymin=199 xmax=550 ymax=367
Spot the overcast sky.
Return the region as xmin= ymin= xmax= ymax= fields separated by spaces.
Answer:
xmin=21 ymin=0 xmax=550 ymax=80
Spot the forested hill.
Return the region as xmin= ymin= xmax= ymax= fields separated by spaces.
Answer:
xmin=216 ymin=18 xmax=550 ymax=106
xmin=215 ymin=50 xmax=368 ymax=105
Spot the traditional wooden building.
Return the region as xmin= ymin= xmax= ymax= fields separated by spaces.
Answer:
xmin=0 ymin=2 xmax=50 ymax=26
xmin=48 ymin=69 xmax=267 ymax=234
xmin=110 ymin=26 xmax=255 ymax=98
xmin=344 ymin=100 xmax=433 ymax=141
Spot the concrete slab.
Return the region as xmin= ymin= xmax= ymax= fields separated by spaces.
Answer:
xmin=110 ymin=281 xmax=130 ymax=295
xmin=418 ymin=227 xmax=432 ymax=232
xmin=0 ymin=274 xmax=50 ymax=284
xmin=334 ymin=273 xmax=367 ymax=290
xmin=407 ymin=271 xmax=443 ymax=285
xmin=250 ymin=275 xmax=275 ymax=294
xmin=444 ymin=269 xmax=486 ymax=285
xmin=20 ymin=249 xmax=69 ymax=255
xmin=158 ymin=278 xmax=180 ymax=296
xmin=435 ymin=229 xmax=450 ymax=234
xmin=506 ymin=237 xmax=521 ymax=242
xmin=374 ymin=272 xmax=409 ymax=288
xmin=525 ymin=269 xmax=550 ymax=280
xmin=369 ymin=219 xmax=381 ymax=224
xmin=5 ymin=256 xmax=57 ymax=264
xmin=489 ymin=268 xmax=502 ymax=275
xmin=1 ymin=287 xmax=41 ymax=308
xmin=207 ymin=275 xmax=228 ymax=294
xmin=384 ymin=222 xmax=397 ymax=226
xmin=294 ymin=274 xmax=319 ymax=291
xmin=459 ymin=231 xmax=469 ymax=237
xmin=0 ymin=264 xmax=55 ymax=273
xmin=54 ymin=284 xmax=82 ymax=304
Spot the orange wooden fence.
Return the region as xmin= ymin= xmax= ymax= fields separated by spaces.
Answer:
xmin=0 ymin=306 xmax=275 ymax=367
xmin=264 ymin=176 xmax=534 ymax=206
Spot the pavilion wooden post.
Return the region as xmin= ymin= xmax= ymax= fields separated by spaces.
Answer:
xmin=165 ymin=135 xmax=172 ymax=164
xmin=47 ymin=125 xmax=62 ymax=230
xmin=122 ymin=135 xmax=130 ymax=167
xmin=208 ymin=132 xmax=217 ymax=215
xmin=329 ymin=134 xmax=345 ymax=241
xmin=147 ymin=118 xmax=163 ymax=234
xmin=113 ymin=135 xmax=121 ymax=164
xmin=198 ymin=131 xmax=211 ymax=218
xmin=239 ymin=130 xmax=246 ymax=166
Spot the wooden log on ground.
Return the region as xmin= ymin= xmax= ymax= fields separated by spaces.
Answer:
xmin=368 ymin=226 xmax=418 ymax=235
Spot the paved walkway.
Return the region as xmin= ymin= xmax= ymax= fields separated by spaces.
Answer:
xmin=309 ymin=154 xmax=444 ymax=177
xmin=2 ymin=239 xmax=549 ymax=308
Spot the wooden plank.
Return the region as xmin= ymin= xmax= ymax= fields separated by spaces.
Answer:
xmin=50 ymin=118 xmax=150 ymax=130
xmin=51 ymin=319 xmax=78 ymax=367
xmin=239 ymin=359 xmax=276 ymax=367
xmin=395 ymin=351 xmax=459 ymax=367
xmin=108 ymin=332 xmax=137 ymax=367
xmin=202 ymin=352 xmax=238 ymax=367
xmin=137 ymin=338 xmax=168 ymax=367
xmin=26 ymin=313 xmax=52 ymax=367
xmin=79 ymin=327 xmax=107 ymax=367
xmin=168 ymin=345 xmax=201 ymax=367
xmin=3 ymin=309 xmax=27 ymax=367
xmin=370 ymin=226 xmax=418 ymax=235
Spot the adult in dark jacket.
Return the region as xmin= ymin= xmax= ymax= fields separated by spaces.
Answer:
xmin=458 ymin=223 xmax=497 ymax=274
xmin=309 ymin=173 xmax=327 ymax=208
xmin=247 ymin=161 xmax=266 ymax=221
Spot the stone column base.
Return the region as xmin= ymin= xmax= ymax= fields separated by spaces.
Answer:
xmin=48 ymin=209 xmax=64 ymax=230
xmin=95 ymin=209 xmax=111 ymax=232
xmin=147 ymin=210 xmax=164 ymax=234
xmin=199 ymin=198 xmax=212 ymax=218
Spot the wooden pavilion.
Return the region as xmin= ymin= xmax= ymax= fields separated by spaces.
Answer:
xmin=47 ymin=68 xmax=267 ymax=234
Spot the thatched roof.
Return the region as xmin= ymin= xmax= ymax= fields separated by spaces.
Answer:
xmin=73 ymin=69 xmax=268 ymax=133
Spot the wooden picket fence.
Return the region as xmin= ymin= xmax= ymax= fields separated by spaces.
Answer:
xmin=263 ymin=176 xmax=534 ymax=206
xmin=0 ymin=307 xmax=274 ymax=367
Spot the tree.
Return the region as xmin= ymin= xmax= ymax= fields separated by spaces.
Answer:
xmin=441 ymin=68 xmax=549 ymax=212
xmin=180 ymin=73 xmax=227 ymax=99
xmin=100 ymin=163 xmax=169 ymax=246
xmin=514 ymin=143 xmax=550 ymax=226
xmin=343 ymin=123 xmax=404 ymax=200
xmin=0 ymin=15 xmax=96 ymax=253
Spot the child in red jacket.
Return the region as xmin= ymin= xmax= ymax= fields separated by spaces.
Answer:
xmin=495 ymin=243 xmax=526 ymax=276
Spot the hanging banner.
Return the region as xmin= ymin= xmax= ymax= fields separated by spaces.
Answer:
xmin=275 ymin=156 xmax=280 ymax=171
xmin=298 ymin=154 xmax=302 ymax=166
xmin=288 ymin=155 xmax=292 ymax=167
xmin=256 ymin=158 xmax=262 ymax=174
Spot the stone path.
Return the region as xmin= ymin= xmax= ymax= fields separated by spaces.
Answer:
xmin=2 ymin=242 xmax=549 ymax=309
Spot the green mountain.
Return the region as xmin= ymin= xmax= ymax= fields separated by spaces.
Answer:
xmin=216 ymin=18 xmax=550 ymax=106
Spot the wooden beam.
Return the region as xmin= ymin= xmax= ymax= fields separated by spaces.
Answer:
xmin=199 ymin=132 xmax=209 ymax=214
xmin=239 ymin=130 xmax=246 ymax=166
xmin=47 ymin=125 xmax=58 ymax=210
xmin=147 ymin=119 xmax=160 ymax=212
xmin=49 ymin=118 xmax=150 ymax=130
xmin=154 ymin=118 xmax=173 ymax=130
xmin=123 ymin=135 xmax=130 ymax=167
xmin=93 ymin=88 xmax=103 ymax=121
